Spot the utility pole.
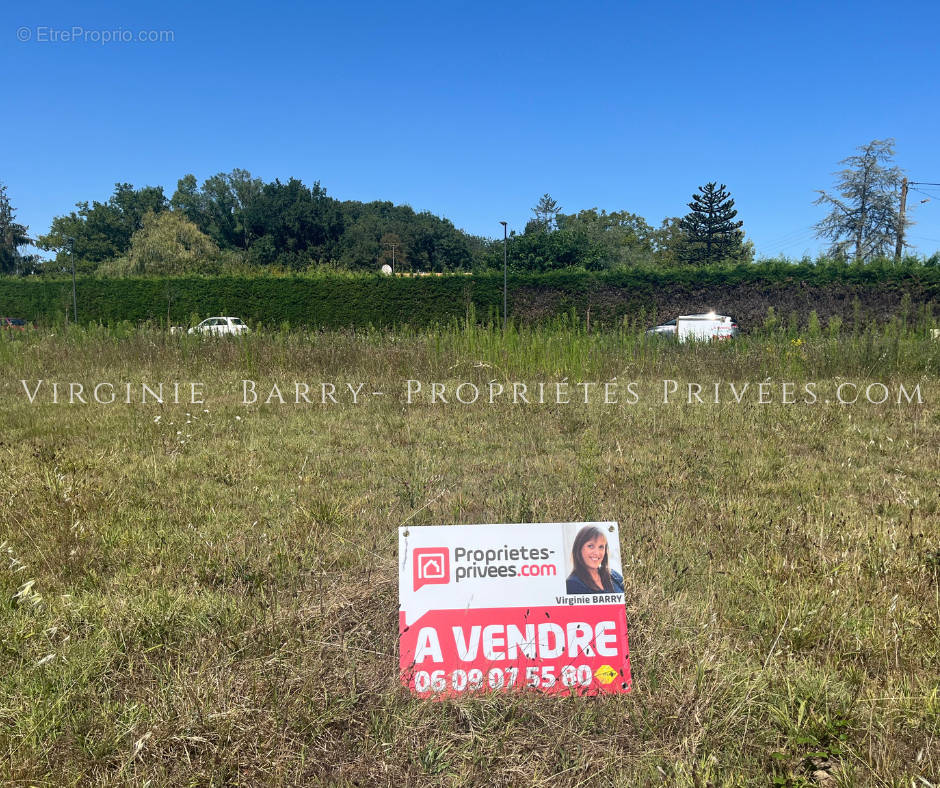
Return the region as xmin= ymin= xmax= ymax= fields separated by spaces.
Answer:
xmin=897 ymin=180 xmax=940 ymax=259
xmin=384 ymin=242 xmax=399 ymax=272
xmin=895 ymin=177 xmax=908 ymax=261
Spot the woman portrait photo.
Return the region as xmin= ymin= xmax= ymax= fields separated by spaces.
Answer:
xmin=565 ymin=525 xmax=624 ymax=594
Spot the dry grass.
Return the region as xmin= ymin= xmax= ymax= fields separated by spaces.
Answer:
xmin=0 ymin=323 xmax=937 ymax=786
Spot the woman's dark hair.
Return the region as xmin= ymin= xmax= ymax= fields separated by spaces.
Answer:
xmin=570 ymin=525 xmax=613 ymax=592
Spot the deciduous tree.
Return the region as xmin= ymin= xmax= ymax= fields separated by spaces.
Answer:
xmin=0 ymin=182 xmax=31 ymax=275
xmin=37 ymin=183 xmax=167 ymax=268
xmin=124 ymin=211 xmax=219 ymax=274
xmin=556 ymin=208 xmax=657 ymax=267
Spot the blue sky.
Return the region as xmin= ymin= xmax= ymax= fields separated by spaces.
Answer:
xmin=4 ymin=0 xmax=939 ymax=259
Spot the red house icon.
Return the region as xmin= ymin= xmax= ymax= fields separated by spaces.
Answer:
xmin=414 ymin=548 xmax=450 ymax=590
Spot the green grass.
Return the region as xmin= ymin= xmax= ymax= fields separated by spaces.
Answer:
xmin=0 ymin=324 xmax=937 ymax=786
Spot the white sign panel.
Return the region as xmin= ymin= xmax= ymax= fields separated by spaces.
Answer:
xmin=398 ymin=522 xmax=632 ymax=697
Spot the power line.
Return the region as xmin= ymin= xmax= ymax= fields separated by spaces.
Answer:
xmin=764 ymin=225 xmax=816 ymax=241
xmin=760 ymin=227 xmax=818 ymax=248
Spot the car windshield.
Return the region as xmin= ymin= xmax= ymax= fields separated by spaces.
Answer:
xmin=9 ymin=319 xmax=25 ymax=325
xmin=230 ymin=318 xmax=245 ymax=325
xmin=663 ymin=319 xmax=676 ymax=326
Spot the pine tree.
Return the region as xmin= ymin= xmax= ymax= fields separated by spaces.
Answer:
xmin=528 ymin=193 xmax=561 ymax=233
xmin=0 ymin=182 xmax=31 ymax=274
xmin=678 ymin=182 xmax=745 ymax=265
xmin=814 ymin=139 xmax=905 ymax=262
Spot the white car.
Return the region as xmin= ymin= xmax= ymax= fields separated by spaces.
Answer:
xmin=188 ymin=316 xmax=250 ymax=336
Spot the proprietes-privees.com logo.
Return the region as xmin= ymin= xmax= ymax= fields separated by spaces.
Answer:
xmin=413 ymin=546 xmax=558 ymax=591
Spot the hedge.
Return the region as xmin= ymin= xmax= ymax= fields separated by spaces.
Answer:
xmin=0 ymin=263 xmax=937 ymax=330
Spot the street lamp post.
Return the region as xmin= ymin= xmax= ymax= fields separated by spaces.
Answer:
xmin=65 ymin=237 xmax=77 ymax=324
xmin=499 ymin=221 xmax=508 ymax=332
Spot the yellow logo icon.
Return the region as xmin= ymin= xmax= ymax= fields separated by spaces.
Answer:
xmin=594 ymin=665 xmax=618 ymax=685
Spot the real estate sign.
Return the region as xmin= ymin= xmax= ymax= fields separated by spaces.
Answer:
xmin=398 ymin=522 xmax=632 ymax=697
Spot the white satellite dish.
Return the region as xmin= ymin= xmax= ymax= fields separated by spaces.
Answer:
xmin=380 ymin=264 xmax=393 ymax=275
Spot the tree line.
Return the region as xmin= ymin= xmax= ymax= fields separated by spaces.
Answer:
xmin=26 ymin=173 xmax=479 ymax=276
xmin=0 ymin=139 xmax=932 ymax=277
xmin=0 ymin=174 xmax=756 ymax=276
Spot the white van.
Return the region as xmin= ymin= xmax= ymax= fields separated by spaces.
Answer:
xmin=646 ymin=313 xmax=739 ymax=342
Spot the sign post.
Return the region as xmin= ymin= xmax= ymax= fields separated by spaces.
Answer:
xmin=399 ymin=522 xmax=632 ymax=697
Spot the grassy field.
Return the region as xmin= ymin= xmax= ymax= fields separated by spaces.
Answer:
xmin=0 ymin=322 xmax=937 ymax=786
